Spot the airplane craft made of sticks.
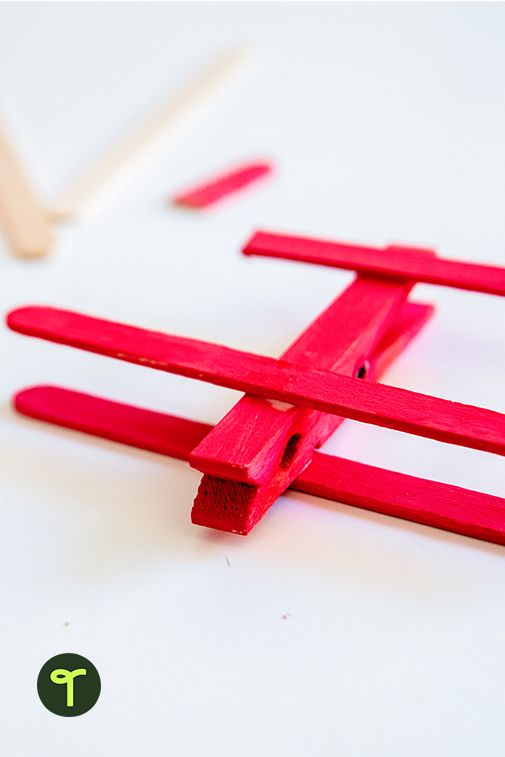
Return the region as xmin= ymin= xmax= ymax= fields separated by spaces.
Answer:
xmin=7 ymin=230 xmax=505 ymax=545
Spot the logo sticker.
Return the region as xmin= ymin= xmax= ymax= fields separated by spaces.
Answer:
xmin=37 ymin=653 xmax=101 ymax=716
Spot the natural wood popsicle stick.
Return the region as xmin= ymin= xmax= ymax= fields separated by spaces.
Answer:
xmin=51 ymin=49 xmax=252 ymax=219
xmin=0 ymin=122 xmax=54 ymax=257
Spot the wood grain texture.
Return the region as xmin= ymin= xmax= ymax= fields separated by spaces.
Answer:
xmin=51 ymin=49 xmax=251 ymax=219
xmin=173 ymin=161 xmax=272 ymax=208
xmin=8 ymin=305 xmax=505 ymax=457
xmin=243 ymin=231 xmax=505 ymax=296
xmin=14 ymin=386 xmax=505 ymax=546
xmin=0 ymin=123 xmax=54 ymax=258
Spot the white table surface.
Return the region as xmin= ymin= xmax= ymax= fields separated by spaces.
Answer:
xmin=1 ymin=3 xmax=504 ymax=755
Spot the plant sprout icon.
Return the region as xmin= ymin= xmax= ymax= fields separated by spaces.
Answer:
xmin=50 ymin=668 xmax=87 ymax=708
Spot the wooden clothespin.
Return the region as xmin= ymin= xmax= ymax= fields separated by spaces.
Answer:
xmin=6 ymin=236 xmax=505 ymax=546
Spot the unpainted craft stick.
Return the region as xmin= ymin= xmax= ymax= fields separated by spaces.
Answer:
xmin=0 ymin=122 xmax=54 ymax=258
xmin=51 ymin=49 xmax=252 ymax=220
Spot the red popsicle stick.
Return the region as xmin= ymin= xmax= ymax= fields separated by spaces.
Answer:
xmin=15 ymin=385 xmax=211 ymax=460
xmin=295 ymin=454 xmax=505 ymax=546
xmin=7 ymin=306 xmax=505 ymax=456
xmin=243 ymin=231 xmax=505 ymax=296
xmin=173 ymin=161 xmax=272 ymax=208
xmin=14 ymin=386 xmax=505 ymax=546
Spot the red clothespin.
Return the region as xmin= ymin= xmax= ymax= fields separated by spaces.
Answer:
xmin=6 ymin=234 xmax=505 ymax=546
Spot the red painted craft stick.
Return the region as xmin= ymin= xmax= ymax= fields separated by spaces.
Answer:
xmin=190 ymin=275 xmax=420 ymax=532
xmin=15 ymin=385 xmax=212 ymax=460
xmin=294 ymin=454 xmax=505 ymax=546
xmin=243 ymin=231 xmax=505 ymax=296
xmin=14 ymin=385 xmax=505 ymax=546
xmin=7 ymin=306 xmax=505 ymax=456
xmin=173 ymin=161 xmax=272 ymax=208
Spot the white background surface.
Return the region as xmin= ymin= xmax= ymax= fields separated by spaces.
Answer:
xmin=1 ymin=2 xmax=504 ymax=755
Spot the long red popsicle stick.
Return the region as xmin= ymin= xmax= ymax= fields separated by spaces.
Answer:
xmin=14 ymin=386 xmax=505 ymax=546
xmin=173 ymin=161 xmax=272 ymax=208
xmin=243 ymin=231 xmax=505 ymax=296
xmin=13 ymin=308 xmax=432 ymax=459
xmin=7 ymin=306 xmax=505 ymax=456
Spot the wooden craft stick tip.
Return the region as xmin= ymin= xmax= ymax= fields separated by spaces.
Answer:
xmin=0 ymin=123 xmax=54 ymax=258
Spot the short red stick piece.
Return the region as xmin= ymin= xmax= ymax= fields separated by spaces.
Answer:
xmin=173 ymin=161 xmax=272 ymax=208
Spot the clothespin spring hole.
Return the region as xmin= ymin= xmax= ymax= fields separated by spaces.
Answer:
xmin=355 ymin=360 xmax=370 ymax=380
xmin=280 ymin=433 xmax=303 ymax=468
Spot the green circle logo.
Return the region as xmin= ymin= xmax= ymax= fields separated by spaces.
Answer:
xmin=37 ymin=653 xmax=101 ymax=716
